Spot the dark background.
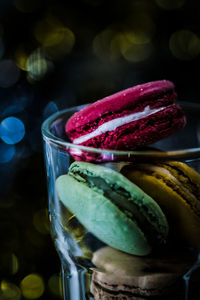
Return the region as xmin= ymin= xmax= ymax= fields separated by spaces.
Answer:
xmin=0 ymin=0 xmax=200 ymax=298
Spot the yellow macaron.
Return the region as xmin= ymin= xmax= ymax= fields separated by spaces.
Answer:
xmin=121 ymin=161 xmax=200 ymax=247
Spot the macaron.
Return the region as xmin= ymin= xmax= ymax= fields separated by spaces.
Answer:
xmin=121 ymin=161 xmax=200 ymax=247
xmin=65 ymin=80 xmax=186 ymax=151
xmin=56 ymin=162 xmax=168 ymax=256
xmin=91 ymin=246 xmax=197 ymax=299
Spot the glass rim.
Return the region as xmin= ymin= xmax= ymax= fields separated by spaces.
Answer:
xmin=41 ymin=101 xmax=200 ymax=160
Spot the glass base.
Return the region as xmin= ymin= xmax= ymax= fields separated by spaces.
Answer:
xmin=61 ymin=262 xmax=93 ymax=300
xmin=59 ymin=255 xmax=200 ymax=300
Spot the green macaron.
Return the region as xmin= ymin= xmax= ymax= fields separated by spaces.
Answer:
xmin=56 ymin=162 xmax=169 ymax=256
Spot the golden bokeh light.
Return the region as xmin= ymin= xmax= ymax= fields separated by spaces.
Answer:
xmin=114 ymin=29 xmax=153 ymax=63
xmin=25 ymin=226 xmax=46 ymax=248
xmin=11 ymin=253 xmax=19 ymax=275
xmin=48 ymin=274 xmax=62 ymax=297
xmin=45 ymin=27 xmax=75 ymax=59
xmin=93 ymin=28 xmax=154 ymax=63
xmin=93 ymin=13 xmax=155 ymax=64
xmin=33 ymin=209 xmax=49 ymax=235
xmin=155 ymin=0 xmax=186 ymax=10
xmin=0 ymin=280 xmax=21 ymax=300
xmin=26 ymin=48 xmax=53 ymax=81
xmin=15 ymin=45 xmax=30 ymax=71
xmin=169 ymin=29 xmax=200 ymax=60
xmin=93 ymin=29 xmax=121 ymax=62
xmin=28 ymin=58 xmax=48 ymax=79
xmin=33 ymin=16 xmax=75 ymax=60
xmin=119 ymin=37 xmax=153 ymax=63
xmin=123 ymin=30 xmax=152 ymax=45
xmin=20 ymin=274 xmax=45 ymax=299
xmin=0 ymin=252 xmax=19 ymax=275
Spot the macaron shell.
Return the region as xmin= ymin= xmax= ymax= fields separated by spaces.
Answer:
xmin=69 ymin=161 xmax=169 ymax=240
xmin=56 ymin=174 xmax=151 ymax=256
xmin=65 ymin=80 xmax=186 ymax=153
xmin=121 ymin=164 xmax=200 ymax=246
xmin=90 ymin=281 xmax=180 ymax=300
xmin=66 ymin=80 xmax=176 ymax=132
xmin=160 ymin=161 xmax=200 ymax=199
xmin=73 ymin=103 xmax=186 ymax=150
xmin=91 ymin=246 xmax=196 ymax=298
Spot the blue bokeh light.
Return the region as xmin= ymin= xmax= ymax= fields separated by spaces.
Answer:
xmin=0 ymin=59 xmax=20 ymax=88
xmin=1 ymin=104 xmax=24 ymax=118
xmin=43 ymin=101 xmax=58 ymax=119
xmin=0 ymin=143 xmax=15 ymax=163
xmin=0 ymin=117 xmax=25 ymax=144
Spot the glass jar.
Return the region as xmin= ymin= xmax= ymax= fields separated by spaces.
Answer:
xmin=42 ymin=102 xmax=200 ymax=300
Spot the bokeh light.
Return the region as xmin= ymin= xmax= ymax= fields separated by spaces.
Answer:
xmin=169 ymin=29 xmax=200 ymax=60
xmin=93 ymin=12 xmax=155 ymax=64
xmin=11 ymin=253 xmax=19 ymax=275
xmin=26 ymin=48 xmax=53 ymax=81
xmin=120 ymin=11 xmax=155 ymax=62
xmin=33 ymin=16 xmax=75 ymax=60
xmin=26 ymin=226 xmax=46 ymax=248
xmin=118 ymin=32 xmax=153 ymax=63
xmin=93 ymin=29 xmax=120 ymax=62
xmin=123 ymin=30 xmax=152 ymax=45
xmin=155 ymin=0 xmax=186 ymax=10
xmin=0 ymin=60 xmax=20 ymax=88
xmin=0 ymin=117 xmax=25 ymax=145
xmin=43 ymin=101 xmax=58 ymax=119
xmin=0 ymin=252 xmax=19 ymax=275
xmin=0 ymin=280 xmax=21 ymax=300
xmin=1 ymin=94 xmax=30 ymax=119
xmin=15 ymin=44 xmax=30 ymax=71
xmin=33 ymin=209 xmax=49 ymax=234
xmin=0 ymin=143 xmax=15 ymax=163
xmin=20 ymin=274 xmax=45 ymax=299
xmin=48 ymin=274 xmax=62 ymax=297
xmin=1 ymin=104 xmax=25 ymax=119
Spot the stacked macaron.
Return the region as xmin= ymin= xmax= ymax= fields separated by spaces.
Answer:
xmin=121 ymin=161 xmax=200 ymax=247
xmin=56 ymin=161 xmax=169 ymax=256
xmin=65 ymin=80 xmax=186 ymax=152
xmin=91 ymin=246 xmax=197 ymax=299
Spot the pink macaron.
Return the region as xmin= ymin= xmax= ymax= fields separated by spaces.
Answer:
xmin=65 ymin=80 xmax=186 ymax=152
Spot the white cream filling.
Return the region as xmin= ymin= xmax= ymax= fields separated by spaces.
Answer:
xmin=73 ymin=105 xmax=166 ymax=144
